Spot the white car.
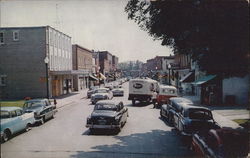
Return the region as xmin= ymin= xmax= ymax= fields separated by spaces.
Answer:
xmin=112 ymin=88 xmax=124 ymax=96
xmin=91 ymin=88 xmax=113 ymax=104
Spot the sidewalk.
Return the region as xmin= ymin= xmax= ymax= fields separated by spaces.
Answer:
xmin=182 ymin=95 xmax=249 ymax=129
xmin=54 ymin=89 xmax=88 ymax=109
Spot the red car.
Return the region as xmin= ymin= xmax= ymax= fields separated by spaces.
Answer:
xmin=191 ymin=127 xmax=249 ymax=158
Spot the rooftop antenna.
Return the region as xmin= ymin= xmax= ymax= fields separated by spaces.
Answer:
xmin=55 ymin=3 xmax=61 ymax=30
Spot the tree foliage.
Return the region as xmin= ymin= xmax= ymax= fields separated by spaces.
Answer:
xmin=125 ymin=0 xmax=249 ymax=77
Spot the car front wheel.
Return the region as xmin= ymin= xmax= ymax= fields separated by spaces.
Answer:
xmin=25 ymin=123 xmax=32 ymax=132
xmin=2 ymin=129 xmax=11 ymax=142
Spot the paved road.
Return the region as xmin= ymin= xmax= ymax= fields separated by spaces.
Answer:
xmin=1 ymin=82 xmax=193 ymax=158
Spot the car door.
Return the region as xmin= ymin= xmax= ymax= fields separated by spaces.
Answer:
xmin=120 ymin=103 xmax=127 ymax=122
xmin=10 ymin=110 xmax=23 ymax=133
xmin=173 ymin=106 xmax=182 ymax=129
xmin=178 ymin=109 xmax=185 ymax=131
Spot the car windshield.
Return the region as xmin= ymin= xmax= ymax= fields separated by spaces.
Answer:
xmin=94 ymin=104 xmax=117 ymax=111
xmin=95 ymin=89 xmax=108 ymax=93
xmin=0 ymin=111 xmax=10 ymax=119
xmin=188 ymin=109 xmax=212 ymax=120
xmin=24 ymin=101 xmax=43 ymax=108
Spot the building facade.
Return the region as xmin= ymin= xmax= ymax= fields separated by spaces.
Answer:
xmin=72 ymin=44 xmax=96 ymax=91
xmin=0 ymin=26 xmax=72 ymax=99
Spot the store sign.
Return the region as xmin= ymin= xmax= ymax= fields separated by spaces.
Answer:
xmin=133 ymin=83 xmax=143 ymax=89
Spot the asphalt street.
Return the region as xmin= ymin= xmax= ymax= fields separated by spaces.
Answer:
xmin=1 ymin=82 xmax=193 ymax=158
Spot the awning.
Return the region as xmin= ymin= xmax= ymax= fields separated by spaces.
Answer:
xmin=99 ymin=73 xmax=106 ymax=80
xmin=89 ymin=75 xmax=98 ymax=81
xmin=180 ymin=72 xmax=195 ymax=83
xmin=50 ymin=70 xmax=89 ymax=75
xmin=192 ymin=75 xmax=217 ymax=85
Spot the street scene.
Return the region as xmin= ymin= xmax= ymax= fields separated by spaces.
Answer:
xmin=0 ymin=0 xmax=249 ymax=158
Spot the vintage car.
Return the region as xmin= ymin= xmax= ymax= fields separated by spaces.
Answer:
xmin=86 ymin=100 xmax=128 ymax=132
xmin=153 ymin=85 xmax=177 ymax=108
xmin=191 ymin=128 xmax=249 ymax=158
xmin=23 ymin=99 xmax=56 ymax=124
xmin=0 ymin=107 xmax=35 ymax=142
xmin=112 ymin=87 xmax=124 ymax=96
xmin=87 ymin=86 xmax=99 ymax=98
xmin=24 ymin=98 xmax=57 ymax=110
xmin=160 ymin=97 xmax=193 ymax=125
xmin=173 ymin=105 xmax=220 ymax=136
xmin=91 ymin=88 xmax=113 ymax=104
xmin=104 ymin=83 xmax=114 ymax=90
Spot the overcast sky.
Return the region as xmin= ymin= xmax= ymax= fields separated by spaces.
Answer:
xmin=0 ymin=0 xmax=172 ymax=62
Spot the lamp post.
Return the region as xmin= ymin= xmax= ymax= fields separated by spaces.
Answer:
xmin=168 ymin=64 xmax=171 ymax=85
xmin=98 ymin=66 xmax=101 ymax=87
xmin=44 ymin=57 xmax=49 ymax=99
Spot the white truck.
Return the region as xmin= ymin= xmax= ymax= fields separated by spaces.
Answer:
xmin=128 ymin=78 xmax=159 ymax=105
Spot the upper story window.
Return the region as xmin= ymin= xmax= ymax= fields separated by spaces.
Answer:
xmin=0 ymin=75 xmax=7 ymax=86
xmin=13 ymin=31 xmax=19 ymax=41
xmin=0 ymin=32 xmax=4 ymax=44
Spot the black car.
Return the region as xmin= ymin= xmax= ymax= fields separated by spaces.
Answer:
xmin=160 ymin=97 xmax=193 ymax=125
xmin=23 ymin=99 xmax=56 ymax=124
xmin=191 ymin=128 xmax=249 ymax=158
xmin=173 ymin=105 xmax=219 ymax=136
xmin=86 ymin=100 xmax=128 ymax=132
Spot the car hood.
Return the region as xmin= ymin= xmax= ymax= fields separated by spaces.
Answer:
xmin=91 ymin=110 xmax=117 ymax=117
xmin=24 ymin=106 xmax=44 ymax=113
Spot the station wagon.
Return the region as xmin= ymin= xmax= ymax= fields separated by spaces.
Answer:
xmin=0 ymin=107 xmax=35 ymax=142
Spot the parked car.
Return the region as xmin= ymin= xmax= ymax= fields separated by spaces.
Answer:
xmin=160 ymin=97 xmax=193 ymax=125
xmin=0 ymin=107 xmax=35 ymax=142
xmin=153 ymin=85 xmax=178 ymax=108
xmin=191 ymin=128 xmax=249 ymax=158
xmin=24 ymin=98 xmax=57 ymax=110
xmin=86 ymin=100 xmax=128 ymax=132
xmin=173 ymin=105 xmax=219 ymax=136
xmin=91 ymin=88 xmax=113 ymax=104
xmin=23 ymin=99 xmax=56 ymax=124
xmin=104 ymin=83 xmax=114 ymax=90
xmin=87 ymin=86 xmax=99 ymax=98
xmin=112 ymin=87 xmax=124 ymax=96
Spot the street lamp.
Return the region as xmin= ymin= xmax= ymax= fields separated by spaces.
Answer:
xmin=44 ymin=57 xmax=49 ymax=99
xmin=98 ymin=66 xmax=101 ymax=87
xmin=168 ymin=63 xmax=171 ymax=85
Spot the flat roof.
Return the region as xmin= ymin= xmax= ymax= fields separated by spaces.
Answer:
xmin=0 ymin=107 xmax=22 ymax=111
xmin=0 ymin=26 xmax=71 ymax=38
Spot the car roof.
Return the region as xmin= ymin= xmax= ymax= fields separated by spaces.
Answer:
xmin=183 ymin=105 xmax=210 ymax=111
xmin=159 ymin=85 xmax=177 ymax=89
xmin=96 ymin=100 xmax=122 ymax=105
xmin=25 ymin=98 xmax=47 ymax=102
xmin=96 ymin=88 xmax=109 ymax=90
xmin=0 ymin=106 xmax=22 ymax=111
xmin=170 ymin=97 xmax=193 ymax=104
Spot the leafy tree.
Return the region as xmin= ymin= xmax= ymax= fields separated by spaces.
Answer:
xmin=125 ymin=0 xmax=249 ymax=77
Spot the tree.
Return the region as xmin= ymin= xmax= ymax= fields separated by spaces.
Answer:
xmin=125 ymin=0 xmax=249 ymax=77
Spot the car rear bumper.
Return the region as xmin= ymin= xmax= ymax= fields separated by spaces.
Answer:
xmin=86 ymin=124 xmax=121 ymax=129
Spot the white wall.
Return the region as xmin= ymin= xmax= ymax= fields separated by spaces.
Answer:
xmin=222 ymin=75 xmax=249 ymax=105
xmin=48 ymin=27 xmax=72 ymax=71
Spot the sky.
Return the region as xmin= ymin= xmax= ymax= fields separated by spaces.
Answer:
xmin=0 ymin=0 xmax=173 ymax=62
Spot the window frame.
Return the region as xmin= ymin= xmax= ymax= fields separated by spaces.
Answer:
xmin=0 ymin=75 xmax=7 ymax=86
xmin=0 ymin=32 xmax=4 ymax=44
xmin=13 ymin=30 xmax=19 ymax=41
